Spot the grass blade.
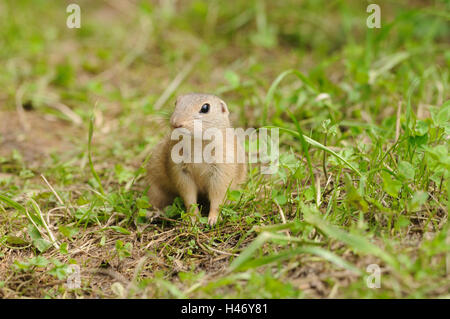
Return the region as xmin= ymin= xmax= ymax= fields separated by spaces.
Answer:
xmin=287 ymin=111 xmax=317 ymax=203
xmin=237 ymin=246 xmax=361 ymax=274
xmin=229 ymin=230 xmax=360 ymax=274
xmin=262 ymin=69 xmax=318 ymax=126
xmin=88 ymin=114 xmax=105 ymax=195
xmin=303 ymin=205 xmax=399 ymax=270
xmin=29 ymin=199 xmax=60 ymax=249
xmin=0 ymin=193 xmax=27 ymax=214
xmin=268 ymin=126 xmax=362 ymax=176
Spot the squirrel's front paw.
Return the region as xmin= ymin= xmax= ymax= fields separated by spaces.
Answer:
xmin=208 ymin=214 xmax=218 ymax=226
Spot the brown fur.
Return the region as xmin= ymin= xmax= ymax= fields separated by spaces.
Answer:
xmin=147 ymin=93 xmax=246 ymax=226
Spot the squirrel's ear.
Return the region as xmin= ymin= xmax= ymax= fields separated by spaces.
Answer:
xmin=220 ymin=100 xmax=229 ymax=114
xmin=175 ymin=95 xmax=183 ymax=106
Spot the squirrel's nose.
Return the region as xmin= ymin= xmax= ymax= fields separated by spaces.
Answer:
xmin=170 ymin=119 xmax=183 ymax=129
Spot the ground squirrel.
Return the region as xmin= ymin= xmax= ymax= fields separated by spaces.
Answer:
xmin=147 ymin=93 xmax=247 ymax=226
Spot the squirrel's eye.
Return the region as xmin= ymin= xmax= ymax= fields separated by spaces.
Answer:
xmin=200 ymin=103 xmax=210 ymax=113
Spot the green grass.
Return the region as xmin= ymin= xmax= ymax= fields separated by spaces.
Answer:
xmin=0 ymin=0 xmax=449 ymax=298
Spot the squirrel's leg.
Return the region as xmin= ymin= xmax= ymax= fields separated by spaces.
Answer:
xmin=176 ymin=174 xmax=200 ymax=222
xmin=207 ymin=180 xmax=229 ymax=226
xmin=148 ymin=185 xmax=173 ymax=210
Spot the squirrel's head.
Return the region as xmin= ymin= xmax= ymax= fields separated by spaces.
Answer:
xmin=170 ymin=93 xmax=230 ymax=133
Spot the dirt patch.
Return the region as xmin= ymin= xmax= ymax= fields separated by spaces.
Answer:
xmin=0 ymin=110 xmax=82 ymax=166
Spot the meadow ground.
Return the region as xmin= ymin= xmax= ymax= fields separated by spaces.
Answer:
xmin=0 ymin=0 xmax=449 ymax=298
